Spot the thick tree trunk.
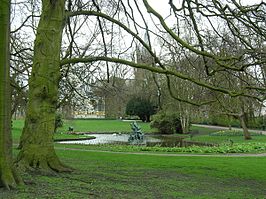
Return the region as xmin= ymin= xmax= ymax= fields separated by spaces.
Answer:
xmin=16 ymin=0 xmax=71 ymax=172
xmin=239 ymin=115 xmax=252 ymax=140
xmin=0 ymin=0 xmax=23 ymax=189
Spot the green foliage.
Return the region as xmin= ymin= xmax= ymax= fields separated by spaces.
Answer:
xmin=126 ymin=97 xmax=155 ymax=122
xmin=54 ymin=113 xmax=63 ymax=133
xmin=151 ymin=111 xmax=183 ymax=134
xmin=248 ymin=116 xmax=265 ymax=129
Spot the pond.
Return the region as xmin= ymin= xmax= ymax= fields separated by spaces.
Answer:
xmin=59 ymin=133 xmax=186 ymax=147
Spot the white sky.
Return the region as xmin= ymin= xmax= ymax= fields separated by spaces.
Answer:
xmin=148 ymin=0 xmax=265 ymax=15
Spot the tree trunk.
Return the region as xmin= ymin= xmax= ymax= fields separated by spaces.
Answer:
xmin=16 ymin=0 xmax=71 ymax=172
xmin=180 ymin=116 xmax=190 ymax=134
xmin=0 ymin=0 xmax=23 ymax=189
xmin=239 ymin=115 xmax=252 ymax=140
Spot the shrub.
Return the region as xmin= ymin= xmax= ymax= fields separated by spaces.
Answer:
xmin=126 ymin=97 xmax=155 ymax=122
xmin=150 ymin=111 xmax=182 ymax=134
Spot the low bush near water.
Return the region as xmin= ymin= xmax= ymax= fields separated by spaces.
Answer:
xmin=150 ymin=111 xmax=183 ymax=134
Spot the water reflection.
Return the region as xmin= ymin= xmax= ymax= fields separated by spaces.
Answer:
xmin=59 ymin=133 xmax=184 ymax=147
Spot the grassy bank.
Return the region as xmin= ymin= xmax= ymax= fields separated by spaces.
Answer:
xmin=2 ymin=149 xmax=266 ymax=198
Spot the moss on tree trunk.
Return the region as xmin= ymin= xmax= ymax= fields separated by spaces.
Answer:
xmin=0 ymin=0 xmax=23 ymax=189
xmin=16 ymin=0 xmax=71 ymax=172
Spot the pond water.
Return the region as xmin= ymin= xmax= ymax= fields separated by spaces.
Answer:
xmin=59 ymin=133 xmax=185 ymax=147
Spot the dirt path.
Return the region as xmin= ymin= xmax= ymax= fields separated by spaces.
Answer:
xmin=55 ymin=146 xmax=266 ymax=157
xmin=192 ymin=124 xmax=266 ymax=135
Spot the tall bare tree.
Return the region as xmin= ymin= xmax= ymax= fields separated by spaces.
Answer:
xmin=14 ymin=0 xmax=266 ymax=171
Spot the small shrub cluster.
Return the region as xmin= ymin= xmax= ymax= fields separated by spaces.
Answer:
xmin=210 ymin=130 xmax=265 ymax=136
xmin=150 ymin=111 xmax=183 ymax=134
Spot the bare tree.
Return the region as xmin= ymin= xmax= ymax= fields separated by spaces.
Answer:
xmin=13 ymin=0 xmax=266 ymax=171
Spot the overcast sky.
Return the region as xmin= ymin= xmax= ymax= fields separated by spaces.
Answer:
xmin=148 ymin=0 xmax=265 ymax=15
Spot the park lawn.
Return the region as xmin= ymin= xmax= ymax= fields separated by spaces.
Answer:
xmin=12 ymin=119 xmax=25 ymax=143
xmin=186 ymin=134 xmax=266 ymax=144
xmin=6 ymin=119 xmax=266 ymax=198
xmin=53 ymin=133 xmax=95 ymax=141
xmin=2 ymin=148 xmax=266 ymax=198
xmin=58 ymin=119 xmax=156 ymax=133
xmin=189 ymin=125 xmax=219 ymax=135
xmin=11 ymin=120 xmax=95 ymax=143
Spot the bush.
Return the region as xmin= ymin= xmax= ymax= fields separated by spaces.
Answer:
xmin=150 ymin=111 xmax=182 ymax=134
xmin=126 ymin=97 xmax=155 ymax=122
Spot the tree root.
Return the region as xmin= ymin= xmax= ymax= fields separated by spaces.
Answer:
xmin=16 ymin=145 xmax=73 ymax=174
xmin=0 ymin=160 xmax=24 ymax=190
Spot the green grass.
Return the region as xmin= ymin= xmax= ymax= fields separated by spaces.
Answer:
xmin=12 ymin=119 xmax=25 ymax=143
xmin=58 ymin=119 xmax=156 ymax=133
xmin=187 ymin=134 xmax=266 ymax=144
xmin=13 ymin=120 xmax=266 ymax=153
xmin=187 ymin=128 xmax=266 ymax=144
xmin=53 ymin=133 xmax=95 ymax=141
xmin=12 ymin=119 xmax=154 ymax=143
xmin=189 ymin=125 xmax=219 ymax=135
xmin=2 ymin=149 xmax=266 ymax=198
xmin=55 ymin=142 xmax=266 ymax=154
xmin=4 ymin=119 xmax=266 ymax=198
xmin=11 ymin=119 xmax=95 ymax=143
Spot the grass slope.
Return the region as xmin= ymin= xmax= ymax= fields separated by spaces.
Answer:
xmin=2 ymin=149 xmax=266 ymax=198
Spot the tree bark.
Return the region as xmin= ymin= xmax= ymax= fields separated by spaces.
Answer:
xmin=16 ymin=0 xmax=71 ymax=172
xmin=239 ymin=114 xmax=252 ymax=140
xmin=0 ymin=0 xmax=23 ymax=189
